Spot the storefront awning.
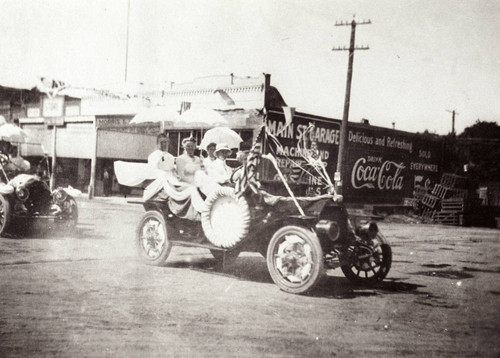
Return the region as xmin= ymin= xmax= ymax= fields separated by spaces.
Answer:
xmin=97 ymin=129 xmax=156 ymax=160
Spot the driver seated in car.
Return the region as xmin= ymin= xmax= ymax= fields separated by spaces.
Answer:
xmin=3 ymin=145 xmax=30 ymax=173
xmin=0 ymin=141 xmax=31 ymax=174
xmin=194 ymin=143 xmax=235 ymax=198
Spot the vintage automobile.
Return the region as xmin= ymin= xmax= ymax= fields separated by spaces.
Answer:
xmin=0 ymin=154 xmax=78 ymax=236
xmin=127 ymin=141 xmax=392 ymax=295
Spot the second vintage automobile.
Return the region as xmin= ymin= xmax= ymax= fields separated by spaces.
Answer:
xmin=118 ymin=131 xmax=392 ymax=295
xmin=0 ymin=153 xmax=79 ymax=237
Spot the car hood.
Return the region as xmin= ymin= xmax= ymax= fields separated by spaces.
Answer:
xmin=9 ymin=174 xmax=39 ymax=189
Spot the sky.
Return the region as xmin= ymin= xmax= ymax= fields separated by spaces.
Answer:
xmin=0 ymin=0 xmax=498 ymax=135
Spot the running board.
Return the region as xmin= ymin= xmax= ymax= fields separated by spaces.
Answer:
xmin=12 ymin=215 xmax=59 ymax=220
xmin=170 ymin=240 xmax=226 ymax=251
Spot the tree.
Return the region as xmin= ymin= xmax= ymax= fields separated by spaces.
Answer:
xmin=456 ymin=120 xmax=500 ymax=182
xmin=460 ymin=120 xmax=500 ymax=139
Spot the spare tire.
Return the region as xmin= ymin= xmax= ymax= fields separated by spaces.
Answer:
xmin=201 ymin=187 xmax=250 ymax=249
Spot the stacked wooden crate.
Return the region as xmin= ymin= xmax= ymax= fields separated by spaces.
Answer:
xmin=431 ymin=174 xmax=468 ymax=225
xmin=410 ymin=185 xmax=431 ymax=219
xmin=419 ymin=191 xmax=440 ymax=221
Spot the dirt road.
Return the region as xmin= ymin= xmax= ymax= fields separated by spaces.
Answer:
xmin=0 ymin=197 xmax=499 ymax=357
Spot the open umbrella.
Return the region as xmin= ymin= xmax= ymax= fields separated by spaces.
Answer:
xmin=129 ymin=106 xmax=180 ymax=124
xmin=199 ymin=127 xmax=243 ymax=150
xmin=0 ymin=124 xmax=28 ymax=143
xmin=174 ymin=108 xmax=228 ymax=128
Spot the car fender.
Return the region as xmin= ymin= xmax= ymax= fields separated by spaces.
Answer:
xmin=143 ymin=200 xmax=170 ymax=214
xmin=58 ymin=188 xmax=74 ymax=200
xmin=251 ymin=215 xmax=317 ymax=242
xmin=0 ymin=183 xmax=14 ymax=195
xmin=58 ymin=186 xmax=81 ymax=198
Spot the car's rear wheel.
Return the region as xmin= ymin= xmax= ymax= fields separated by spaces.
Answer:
xmin=136 ymin=210 xmax=172 ymax=266
xmin=266 ymin=225 xmax=324 ymax=294
xmin=0 ymin=195 xmax=11 ymax=236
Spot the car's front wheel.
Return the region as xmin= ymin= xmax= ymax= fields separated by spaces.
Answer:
xmin=0 ymin=195 xmax=11 ymax=236
xmin=136 ymin=210 xmax=172 ymax=266
xmin=266 ymin=225 xmax=324 ymax=294
xmin=341 ymin=234 xmax=392 ymax=285
xmin=54 ymin=197 xmax=78 ymax=232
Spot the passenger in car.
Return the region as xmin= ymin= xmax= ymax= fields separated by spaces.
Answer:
xmin=145 ymin=132 xmax=181 ymax=195
xmin=176 ymin=136 xmax=203 ymax=185
xmin=203 ymin=142 xmax=217 ymax=172
xmin=207 ymin=143 xmax=233 ymax=185
xmin=148 ymin=133 xmax=175 ymax=173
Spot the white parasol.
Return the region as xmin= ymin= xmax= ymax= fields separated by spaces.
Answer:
xmin=130 ymin=106 xmax=180 ymax=124
xmin=174 ymin=108 xmax=228 ymax=128
xmin=0 ymin=124 xmax=29 ymax=143
xmin=199 ymin=127 xmax=243 ymax=150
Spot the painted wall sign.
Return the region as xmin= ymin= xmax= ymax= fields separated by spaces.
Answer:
xmin=262 ymin=110 xmax=442 ymax=204
xmin=42 ymin=96 xmax=64 ymax=117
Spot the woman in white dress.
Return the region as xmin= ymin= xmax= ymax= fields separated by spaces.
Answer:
xmin=207 ymin=143 xmax=233 ymax=185
xmin=176 ymin=136 xmax=203 ymax=185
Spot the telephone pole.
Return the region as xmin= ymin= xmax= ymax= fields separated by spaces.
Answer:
xmin=332 ymin=17 xmax=371 ymax=195
xmin=124 ymin=0 xmax=131 ymax=82
xmin=446 ymin=109 xmax=459 ymax=135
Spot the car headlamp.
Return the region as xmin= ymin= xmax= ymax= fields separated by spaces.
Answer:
xmin=315 ymin=220 xmax=340 ymax=242
xmin=54 ymin=189 xmax=68 ymax=202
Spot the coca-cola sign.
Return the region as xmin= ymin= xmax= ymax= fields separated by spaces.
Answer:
xmin=351 ymin=157 xmax=406 ymax=191
xmin=262 ymin=110 xmax=442 ymax=204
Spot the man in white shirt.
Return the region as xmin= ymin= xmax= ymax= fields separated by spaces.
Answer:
xmin=203 ymin=142 xmax=217 ymax=171
xmin=148 ymin=133 xmax=175 ymax=173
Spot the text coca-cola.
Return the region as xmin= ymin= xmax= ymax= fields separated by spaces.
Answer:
xmin=351 ymin=157 xmax=405 ymax=190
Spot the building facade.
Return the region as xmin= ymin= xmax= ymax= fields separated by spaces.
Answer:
xmin=7 ymin=74 xmax=273 ymax=196
xmin=2 ymin=74 xmax=445 ymax=204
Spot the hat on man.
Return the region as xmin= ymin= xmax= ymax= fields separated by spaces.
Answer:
xmin=214 ymin=143 xmax=231 ymax=155
xmin=157 ymin=132 xmax=169 ymax=144
xmin=182 ymin=136 xmax=196 ymax=146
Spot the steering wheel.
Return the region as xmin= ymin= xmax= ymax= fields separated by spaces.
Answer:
xmin=0 ymin=153 xmax=9 ymax=166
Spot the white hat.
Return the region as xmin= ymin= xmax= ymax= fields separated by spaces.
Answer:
xmin=182 ymin=136 xmax=196 ymax=145
xmin=214 ymin=143 xmax=231 ymax=154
